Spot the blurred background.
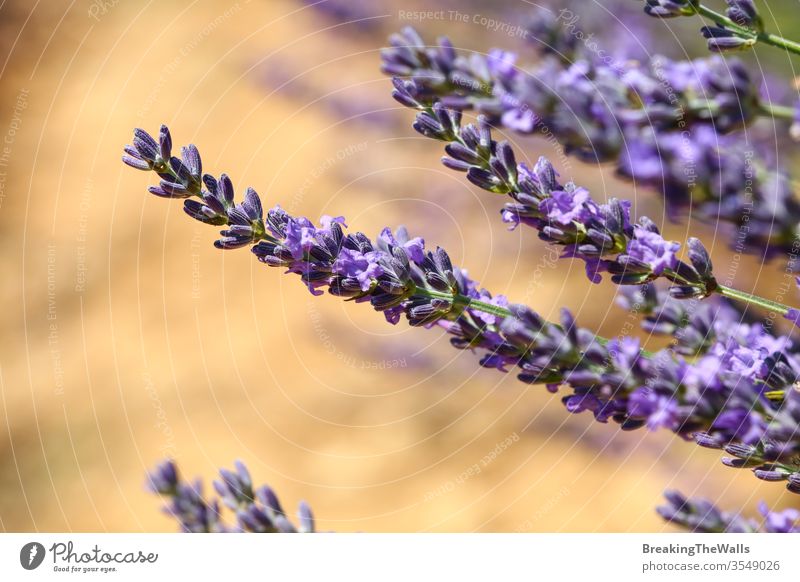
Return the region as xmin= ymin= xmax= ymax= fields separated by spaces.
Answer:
xmin=1 ymin=0 xmax=799 ymax=532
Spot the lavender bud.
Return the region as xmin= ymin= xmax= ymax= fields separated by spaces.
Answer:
xmin=123 ymin=155 xmax=152 ymax=171
xmin=146 ymin=460 xmax=179 ymax=495
xmin=158 ymin=125 xmax=172 ymax=161
xmin=643 ymin=0 xmax=697 ymax=18
xmin=726 ymin=0 xmax=760 ymax=29
xmin=133 ymin=128 xmax=159 ymax=162
xmin=701 ymin=26 xmax=757 ymax=53
xmin=668 ymin=285 xmax=705 ymax=299
xmin=694 ymin=433 xmax=723 ymax=449
xmin=754 ymin=468 xmax=789 ymax=482
xmin=297 ymin=501 xmax=315 ymax=533
xmin=788 ymin=473 xmax=800 ymax=494
xmin=157 ymin=180 xmax=190 ymax=198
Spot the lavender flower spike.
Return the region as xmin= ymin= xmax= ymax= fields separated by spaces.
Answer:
xmin=395 ymin=100 xmax=719 ymax=299
xmin=396 ymin=95 xmax=800 ymax=315
xmin=126 ymin=127 xmax=800 ymax=496
xmin=146 ymin=460 xmax=223 ymax=533
xmin=382 ymin=27 xmax=800 ymax=262
xmin=657 ymin=491 xmax=800 ymax=533
xmin=147 ymin=459 xmax=316 ymax=533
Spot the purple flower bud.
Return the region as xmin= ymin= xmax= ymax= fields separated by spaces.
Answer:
xmin=784 ymin=308 xmax=800 ymax=326
xmin=297 ymin=501 xmax=315 ymax=533
xmin=701 ymin=26 xmax=756 ymax=53
xmin=158 ymin=125 xmax=172 ymax=161
xmin=726 ymin=0 xmax=759 ymax=28
xmin=759 ymin=501 xmax=800 ymax=533
xmin=122 ymin=154 xmax=152 ymax=171
xmin=146 ymin=460 xmax=179 ymax=495
xmin=133 ymin=128 xmax=159 ymax=162
xmin=643 ymin=0 xmax=696 ymax=18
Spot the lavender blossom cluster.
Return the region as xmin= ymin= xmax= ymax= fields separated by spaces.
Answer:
xmin=381 ymin=26 xmax=800 ymax=260
xmin=125 ymin=124 xmax=800 ymax=520
xmin=389 ymin=95 xmax=717 ymax=298
xmin=658 ymin=491 xmax=799 ymax=533
xmin=146 ymin=460 xmax=314 ymax=533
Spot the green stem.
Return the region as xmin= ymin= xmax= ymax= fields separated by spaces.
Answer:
xmin=416 ymin=287 xmax=511 ymax=318
xmin=758 ymin=101 xmax=796 ymax=121
xmin=695 ymin=3 xmax=800 ymax=57
xmin=715 ymin=284 xmax=791 ymax=315
xmin=759 ymin=31 xmax=800 ymax=57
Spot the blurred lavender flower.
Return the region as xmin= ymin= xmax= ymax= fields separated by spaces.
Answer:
xmin=146 ymin=460 xmax=223 ymax=533
xmin=725 ymin=0 xmax=760 ymax=29
xmin=381 ymin=27 xmax=800 ymax=261
xmin=382 ymin=26 xmax=770 ymax=142
xmin=759 ymin=501 xmax=800 ymax=533
xmin=659 ymin=490 xmax=799 ymax=533
xmin=126 ymin=126 xmax=800 ymax=495
xmin=147 ymin=460 xmax=315 ymax=533
xmin=616 ymin=283 xmax=747 ymax=356
xmin=643 ymin=1 xmax=697 ymax=19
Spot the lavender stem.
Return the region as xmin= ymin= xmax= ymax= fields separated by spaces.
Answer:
xmin=694 ymin=3 xmax=800 ymax=56
xmin=408 ymin=104 xmax=797 ymax=321
xmin=716 ymin=284 xmax=791 ymax=315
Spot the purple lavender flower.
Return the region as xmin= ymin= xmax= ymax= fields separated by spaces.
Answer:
xmin=398 ymin=104 xmax=717 ymax=296
xmin=146 ymin=460 xmax=179 ymax=496
xmin=628 ymin=389 xmax=679 ymax=431
xmin=701 ymin=25 xmax=757 ymax=53
xmin=726 ymin=0 xmax=760 ymax=28
xmin=643 ymin=1 xmax=696 ymax=18
xmin=711 ymin=409 xmax=767 ymax=445
xmin=379 ymin=227 xmax=424 ymax=264
xmin=333 ymin=247 xmax=385 ymax=292
xmin=284 ymin=216 xmax=320 ymax=259
xmin=381 ymin=27 xmax=800 ymax=261
xmin=214 ymin=460 xmax=254 ymax=510
xmin=617 ymin=284 xmax=740 ymax=356
xmin=539 ymin=187 xmax=597 ymax=226
xmin=624 ymin=228 xmax=680 ymax=276
xmin=147 ymin=459 xmax=315 ymax=533
xmin=146 ymin=460 xmax=223 ymax=533
xmin=126 ymin=126 xmax=800 ymax=499
xmin=658 ymin=491 xmax=758 ymax=533
xmin=215 ymin=187 xmax=265 ymax=250
xmin=785 ymin=308 xmax=800 ymax=327
xmin=759 ymin=502 xmax=800 ymax=533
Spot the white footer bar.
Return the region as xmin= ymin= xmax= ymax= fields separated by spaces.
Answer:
xmin=0 ymin=533 xmax=797 ymax=580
